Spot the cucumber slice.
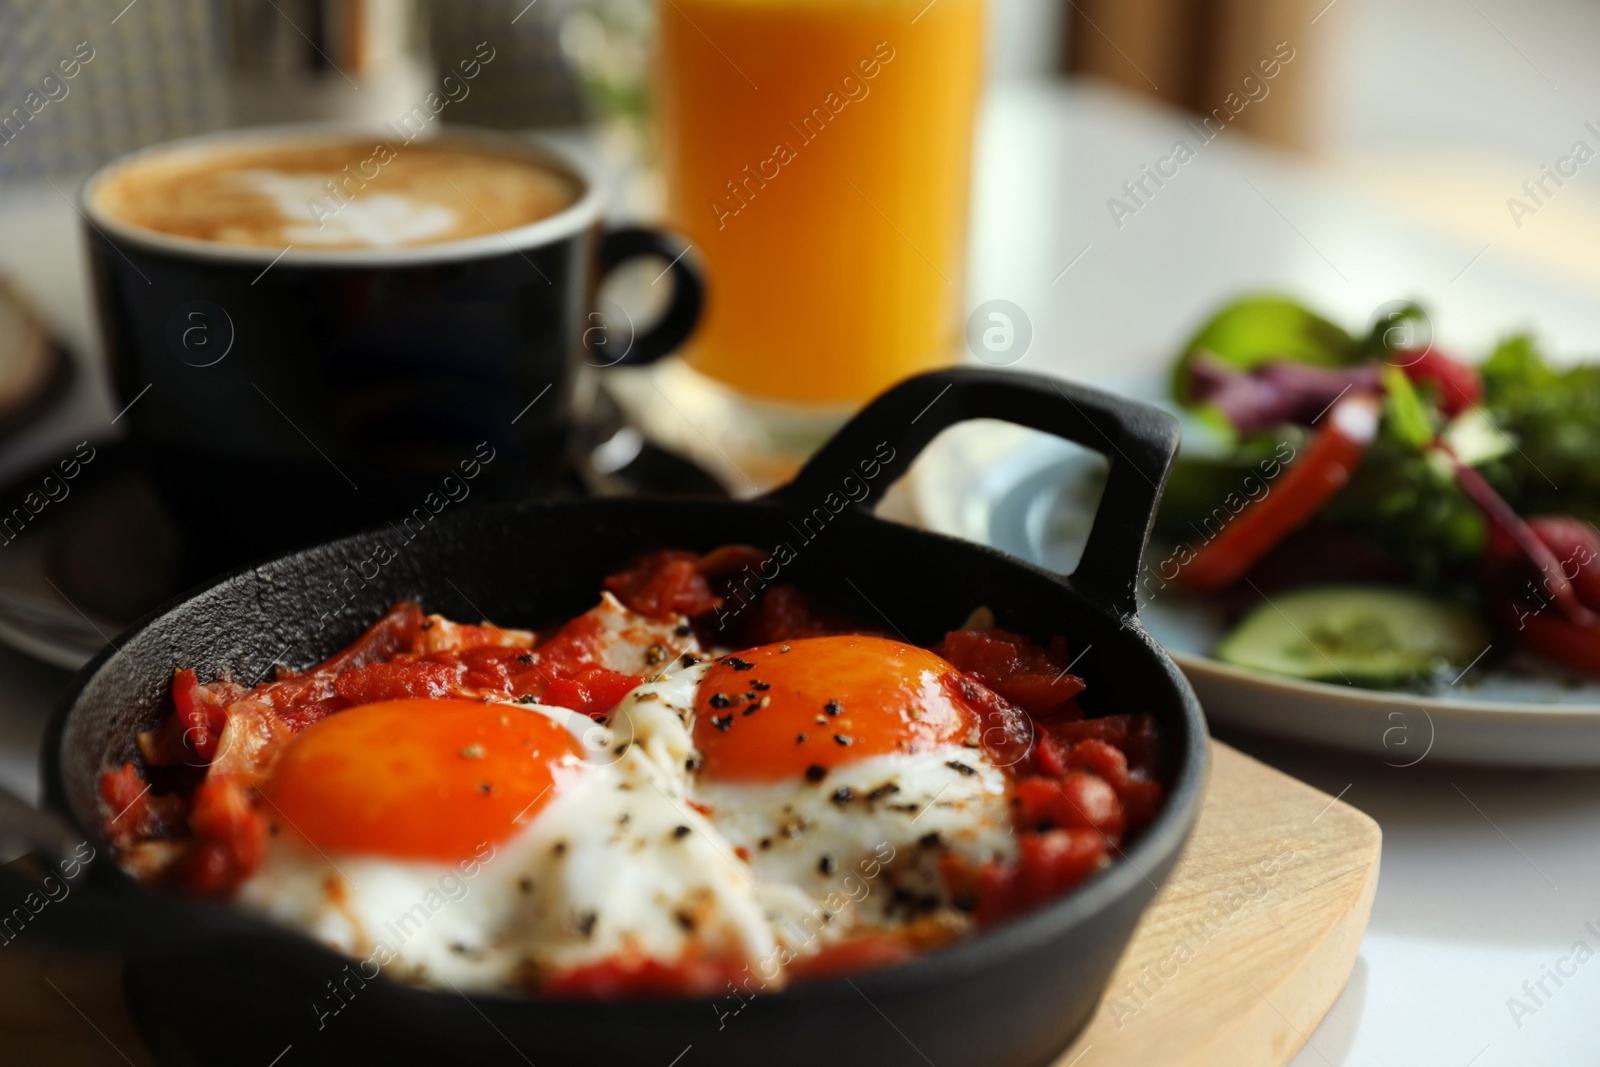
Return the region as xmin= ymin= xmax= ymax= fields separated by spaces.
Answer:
xmin=1214 ymin=585 xmax=1490 ymax=687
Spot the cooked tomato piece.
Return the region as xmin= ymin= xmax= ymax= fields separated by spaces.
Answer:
xmin=541 ymin=951 xmax=744 ymax=998
xmin=786 ymin=934 xmax=917 ymax=982
xmin=1014 ymin=773 xmax=1126 ymax=841
xmin=1045 ymin=714 xmax=1163 ymax=778
xmin=433 ymin=645 xmax=537 ymax=691
xmin=526 ymin=614 xmax=606 ymax=681
xmin=541 ymin=665 xmax=642 ymax=719
xmin=245 ymin=601 xmax=430 ymax=719
xmin=939 ymin=672 xmax=1034 ymax=770
xmin=604 ymin=550 xmax=721 ymax=620
xmin=1057 ymin=739 xmax=1129 ymax=787
xmin=333 ymin=660 xmax=460 ymax=705
xmin=142 ymin=667 xmax=245 ymax=767
xmin=99 ymin=762 xmax=187 ymax=849
xmin=178 ymin=775 xmax=267 ymax=896
xmin=973 ymin=828 xmax=1107 ymax=926
xmin=278 ymin=696 xmax=350 ymax=733
xmin=935 ymin=628 xmax=1085 ymax=718
xmin=1030 ymin=735 xmax=1162 ymax=832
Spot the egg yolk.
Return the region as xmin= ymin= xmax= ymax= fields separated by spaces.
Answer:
xmin=266 ymin=699 xmax=583 ymax=861
xmin=691 ymin=636 xmax=978 ymax=782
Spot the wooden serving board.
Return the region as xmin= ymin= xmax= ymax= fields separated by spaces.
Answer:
xmin=0 ymin=741 xmax=1378 ymax=1067
xmin=1057 ymin=741 xmax=1381 ymax=1066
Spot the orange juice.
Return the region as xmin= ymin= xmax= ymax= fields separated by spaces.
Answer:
xmin=657 ymin=0 xmax=985 ymax=404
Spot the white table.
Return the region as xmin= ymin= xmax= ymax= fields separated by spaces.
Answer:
xmin=3 ymin=81 xmax=1599 ymax=1066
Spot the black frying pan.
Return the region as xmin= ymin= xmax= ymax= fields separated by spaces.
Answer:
xmin=10 ymin=368 xmax=1207 ymax=1067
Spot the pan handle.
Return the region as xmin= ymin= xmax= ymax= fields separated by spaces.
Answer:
xmin=765 ymin=368 xmax=1180 ymax=619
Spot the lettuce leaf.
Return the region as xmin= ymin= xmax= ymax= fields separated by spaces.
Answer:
xmin=1172 ymin=294 xmax=1354 ymax=406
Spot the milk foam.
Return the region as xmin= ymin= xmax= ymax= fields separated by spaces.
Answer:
xmin=238 ymin=171 xmax=458 ymax=247
xmin=91 ymin=139 xmax=579 ymax=251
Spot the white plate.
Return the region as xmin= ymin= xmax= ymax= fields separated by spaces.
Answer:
xmin=912 ymin=420 xmax=1600 ymax=767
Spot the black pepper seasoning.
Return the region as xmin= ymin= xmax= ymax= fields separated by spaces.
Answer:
xmin=804 ymin=764 xmax=828 ymax=782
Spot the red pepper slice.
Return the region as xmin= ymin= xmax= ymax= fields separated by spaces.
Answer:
xmin=1180 ymin=394 xmax=1381 ymax=594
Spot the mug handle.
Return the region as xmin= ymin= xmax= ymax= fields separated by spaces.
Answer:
xmin=765 ymin=368 xmax=1181 ymax=620
xmin=589 ymin=227 xmax=706 ymax=367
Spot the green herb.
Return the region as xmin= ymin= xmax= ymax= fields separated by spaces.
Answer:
xmin=1381 ymin=366 xmax=1435 ymax=451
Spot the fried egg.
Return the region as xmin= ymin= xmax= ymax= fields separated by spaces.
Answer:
xmin=614 ymin=635 xmax=1018 ymax=956
xmin=237 ymin=696 xmax=776 ymax=993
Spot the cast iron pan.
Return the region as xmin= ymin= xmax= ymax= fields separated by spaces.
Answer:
xmin=12 ymin=368 xmax=1207 ymax=1067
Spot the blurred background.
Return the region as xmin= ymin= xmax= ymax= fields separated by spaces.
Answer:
xmin=1 ymin=0 xmax=1596 ymax=484
xmin=0 ymin=0 xmax=1596 ymax=603
xmin=0 ymin=0 xmax=1594 ymax=593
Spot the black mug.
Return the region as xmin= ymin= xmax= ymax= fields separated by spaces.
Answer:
xmin=80 ymin=126 xmax=703 ymax=577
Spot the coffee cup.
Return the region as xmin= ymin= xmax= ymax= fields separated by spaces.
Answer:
xmin=79 ymin=126 xmax=702 ymax=576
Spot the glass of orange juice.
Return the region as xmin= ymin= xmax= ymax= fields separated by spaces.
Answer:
xmin=655 ymin=0 xmax=985 ymax=411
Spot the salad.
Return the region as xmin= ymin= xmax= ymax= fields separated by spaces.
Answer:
xmin=1153 ymin=295 xmax=1600 ymax=690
